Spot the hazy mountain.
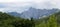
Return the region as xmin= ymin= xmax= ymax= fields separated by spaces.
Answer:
xmin=20 ymin=7 xmax=58 ymax=19
xmin=8 ymin=7 xmax=59 ymax=19
xmin=8 ymin=12 xmax=21 ymax=17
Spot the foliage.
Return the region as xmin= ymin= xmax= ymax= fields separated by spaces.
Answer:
xmin=35 ymin=12 xmax=60 ymax=27
xmin=0 ymin=11 xmax=60 ymax=27
xmin=47 ymin=15 xmax=57 ymax=27
xmin=0 ymin=12 xmax=35 ymax=27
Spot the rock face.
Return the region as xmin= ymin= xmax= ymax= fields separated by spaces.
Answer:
xmin=20 ymin=7 xmax=58 ymax=19
xmin=8 ymin=7 xmax=58 ymax=19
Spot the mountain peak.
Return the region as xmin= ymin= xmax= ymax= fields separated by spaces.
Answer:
xmin=8 ymin=8 xmax=59 ymax=19
xmin=29 ymin=7 xmax=36 ymax=10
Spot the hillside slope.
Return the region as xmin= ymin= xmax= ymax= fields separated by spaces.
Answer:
xmin=0 ymin=12 xmax=35 ymax=27
xmin=35 ymin=11 xmax=60 ymax=27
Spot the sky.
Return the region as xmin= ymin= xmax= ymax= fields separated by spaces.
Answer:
xmin=0 ymin=0 xmax=60 ymax=13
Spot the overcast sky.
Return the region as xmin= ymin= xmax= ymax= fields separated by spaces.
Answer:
xmin=0 ymin=0 xmax=60 ymax=13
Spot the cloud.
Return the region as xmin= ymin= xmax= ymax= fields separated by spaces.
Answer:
xmin=0 ymin=0 xmax=49 ymax=3
xmin=0 ymin=0 xmax=60 ymax=13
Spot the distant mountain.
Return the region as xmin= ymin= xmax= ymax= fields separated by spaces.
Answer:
xmin=8 ymin=12 xmax=21 ymax=17
xmin=8 ymin=7 xmax=59 ymax=19
xmin=20 ymin=7 xmax=59 ymax=19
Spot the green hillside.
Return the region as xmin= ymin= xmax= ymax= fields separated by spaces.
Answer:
xmin=0 ymin=11 xmax=60 ymax=27
xmin=35 ymin=11 xmax=60 ymax=27
xmin=0 ymin=12 xmax=35 ymax=27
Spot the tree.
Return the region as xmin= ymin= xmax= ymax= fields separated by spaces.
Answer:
xmin=31 ymin=17 xmax=35 ymax=27
xmin=47 ymin=15 xmax=57 ymax=27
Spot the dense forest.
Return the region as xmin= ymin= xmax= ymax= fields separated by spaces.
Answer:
xmin=0 ymin=12 xmax=35 ymax=27
xmin=0 ymin=11 xmax=60 ymax=27
xmin=35 ymin=11 xmax=60 ymax=27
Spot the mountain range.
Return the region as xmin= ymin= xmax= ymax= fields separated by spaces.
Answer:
xmin=8 ymin=7 xmax=59 ymax=19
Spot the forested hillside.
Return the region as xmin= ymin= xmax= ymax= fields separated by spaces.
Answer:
xmin=0 ymin=12 xmax=35 ymax=27
xmin=0 ymin=11 xmax=60 ymax=27
xmin=35 ymin=11 xmax=60 ymax=27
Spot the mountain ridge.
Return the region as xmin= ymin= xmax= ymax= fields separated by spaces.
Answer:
xmin=8 ymin=7 xmax=59 ymax=19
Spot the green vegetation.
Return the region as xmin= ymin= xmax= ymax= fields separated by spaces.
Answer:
xmin=0 ymin=11 xmax=60 ymax=27
xmin=47 ymin=15 xmax=57 ymax=27
xmin=35 ymin=11 xmax=60 ymax=27
xmin=0 ymin=12 xmax=35 ymax=27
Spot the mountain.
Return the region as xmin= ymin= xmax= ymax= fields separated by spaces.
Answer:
xmin=8 ymin=7 xmax=59 ymax=19
xmin=8 ymin=12 xmax=21 ymax=17
xmin=20 ymin=7 xmax=59 ymax=19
